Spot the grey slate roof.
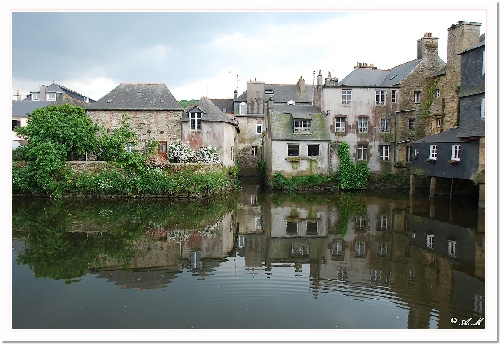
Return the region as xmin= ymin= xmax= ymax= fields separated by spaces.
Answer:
xmin=30 ymin=82 xmax=96 ymax=103
xmin=210 ymin=98 xmax=234 ymax=113
xmin=269 ymin=104 xmax=329 ymax=141
xmin=234 ymin=84 xmax=313 ymax=103
xmin=88 ymin=83 xmax=181 ymax=110
xmin=413 ymin=127 xmax=461 ymax=143
xmin=339 ymin=60 xmax=421 ymax=87
xmin=458 ymin=38 xmax=485 ymax=54
xmin=183 ymin=97 xmax=238 ymax=125
xmin=12 ymin=101 xmax=52 ymax=117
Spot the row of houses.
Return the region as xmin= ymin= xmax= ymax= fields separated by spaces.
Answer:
xmin=12 ymin=21 xmax=486 ymax=206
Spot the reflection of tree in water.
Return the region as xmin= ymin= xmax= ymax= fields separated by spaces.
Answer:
xmin=12 ymin=195 xmax=236 ymax=282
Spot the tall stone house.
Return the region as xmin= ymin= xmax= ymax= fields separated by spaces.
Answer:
xmin=86 ymin=83 xmax=183 ymax=154
xmin=410 ymin=33 xmax=485 ymax=208
xmin=232 ymin=77 xmax=314 ymax=175
xmin=181 ymin=97 xmax=239 ymax=166
xmin=315 ymin=30 xmax=445 ymax=173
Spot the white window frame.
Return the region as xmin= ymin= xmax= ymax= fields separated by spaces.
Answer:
xmin=358 ymin=117 xmax=368 ymax=133
xmin=380 ymin=145 xmax=390 ymax=161
xmin=436 ymin=118 xmax=441 ymax=128
xmin=47 ymin=93 xmax=56 ymax=101
xmin=126 ymin=143 xmax=135 ymax=153
xmin=190 ymin=112 xmax=202 ymax=131
xmin=408 ymin=118 xmax=415 ymax=130
xmin=429 ymin=145 xmax=437 ymax=160
xmin=375 ymin=90 xmax=386 ymax=105
xmin=378 ymin=215 xmax=388 ymax=230
xmin=251 ymin=146 xmax=258 ymax=157
xmin=355 ymin=241 xmax=366 ymax=257
xmin=357 ymin=145 xmax=368 ymax=161
xmin=436 ymin=89 xmax=440 ymax=97
xmin=294 ymin=119 xmax=311 ymax=133
xmin=426 ymin=233 xmax=435 ymax=249
xmin=335 ymin=117 xmax=346 ymax=133
xmin=447 ymin=239 xmax=457 ymax=257
xmin=451 ymin=145 xmax=461 ymax=161
xmin=32 ymin=93 xmax=40 ymax=101
xmin=287 ymin=143 xmax=299 ymax=157
xmin=414 ymin=91 xmax=421 ymax=104
xmin=342 ymin=89 xmax=352 ymax=104
xmin=381 ymin=118 xmax=390 ymax=133
xmin=391 ymin=89 xmax=397 ymax=103
xmin=256 ymin=124 xmax=263 ymax=134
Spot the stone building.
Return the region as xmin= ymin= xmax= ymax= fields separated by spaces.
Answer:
xmin=86 ymin=83 xmax=183 ymax=154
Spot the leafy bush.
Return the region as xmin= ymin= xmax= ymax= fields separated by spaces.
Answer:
xmin=195 ymin=146 xmax=221 ymax=164
xmin=337 ymin=142 xmax=369 ymax=190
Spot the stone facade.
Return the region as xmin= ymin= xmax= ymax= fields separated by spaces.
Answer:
xmin=87 ymin=109 xmax=182 ymax=152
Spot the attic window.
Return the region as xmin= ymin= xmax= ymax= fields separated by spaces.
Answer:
xmin=287 ymin=100 xmax=295 ymax=106
xmin=107 ymin=99 xmax=113 ymax=103
xmin=294 ymin=119 xmax=311 ymax=133
xmin=390 ymin=75 xmax=396 ymax=80
xmin=265 ymin=90 xmax=274 ymax=95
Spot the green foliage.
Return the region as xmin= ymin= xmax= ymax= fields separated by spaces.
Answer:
xmin=336 ymin=193 xmax=366 ymax=237
xmin=256 ymin=159 xmax=266 ymax=178
xmin=337 ymin=142 xmax=369 ymax=190
xmin=269 ymin=172 xmax=332 ymax=193
xmin=179 ymin=99 xmax=199 ymax=109
xmin=96 ymin=116 xmax=138 ymax=162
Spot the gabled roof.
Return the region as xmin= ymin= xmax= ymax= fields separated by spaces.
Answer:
xmin=413 ymin=127 xmax=462 ymax=144
xmin=30 ymin=82 xmax=96 ymax=103
xmin=183 ymin=97 xmax=238 ymax=125
xmin=12 ymin=100 xmax=52 ymax=117
xmin=339 ymin=60 xmax=422 ymax=88
xmin=210 ymin=98 xmax=234 ymax=113
xmin=263 ymin=84 xmax=313 ymax=103
xmin=88 ymin=83 xmax=181 ymax=110
xmin=269 ymin=104 xmax=329 ymax=141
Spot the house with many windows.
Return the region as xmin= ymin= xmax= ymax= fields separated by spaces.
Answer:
xmin=181 ymin=97 xmax=239 ymax=166
xmin=315 ymin=30 xmax=446 ymax=173
xmin=410 ymin=33 xmax=485 ymax=207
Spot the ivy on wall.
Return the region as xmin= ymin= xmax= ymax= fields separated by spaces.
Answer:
xmin=337 ymin=142 xmax=369 ymax=190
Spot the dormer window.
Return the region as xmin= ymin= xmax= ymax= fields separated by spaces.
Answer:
xmin=287 ymin=100 xmax=295 ymax=106
xmin=264 ymin=89 xmax=274 ymax=96
xmin=47 ymin=93 xmax=56 ymax=101
xmin=189 ymin=111 xmax=202 ymax=130
xmin=32 ymin=93 xmax=40 ymax=101
xmin=294 ymin=119 xmax=311 ymax=133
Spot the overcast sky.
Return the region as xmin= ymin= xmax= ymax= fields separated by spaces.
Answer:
xmin=7 ymin=3 xmax=492 ymax=103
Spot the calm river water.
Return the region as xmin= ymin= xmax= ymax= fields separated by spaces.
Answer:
xmin=10 ymin=180 xmax=487 ymax=339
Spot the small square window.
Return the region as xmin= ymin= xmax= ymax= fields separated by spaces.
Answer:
xmin=288 ymin=144 xmax=299 ymax=156
xmin=308 ymin=144 xmax=319 ymax=156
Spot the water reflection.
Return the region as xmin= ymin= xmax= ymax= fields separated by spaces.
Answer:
xmin=12 ymin=184 xmax=485 ymax=329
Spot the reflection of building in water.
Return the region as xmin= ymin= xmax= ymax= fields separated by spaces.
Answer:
xmin=236 ymin=180 xmax=263 ymax=236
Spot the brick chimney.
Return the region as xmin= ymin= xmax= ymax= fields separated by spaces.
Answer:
xmin=297 ymin=76 xmax=305 ymax=94
xmin=40 ymin=85 xmax=47 ymax=101
xmin=317 ymin=70 xmax=323 ymax=87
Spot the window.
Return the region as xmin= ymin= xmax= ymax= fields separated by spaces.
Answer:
xmin=355 ymin=216 xmax=366 ymax=229
xmin=255 ymin=217 xmax=261 ymax=230
xmin=355 ymin=241 xmax=366 ymax=257
xmin=256 ymin=124 xmax=263 ymax=134
xmin=331 ymin=241 xmax=343 ymax=256
xmin=481 ymin=97 xmax=485 ymax=119
xmin=375 ymin=90 xmax=386 ymax=105
xmin=294 ymin=119 xmax=311 ymax=133
xmin=377 ymin=242 xmax=388 ymax=257
xmin=47 ymin=93 xmax=56 ymax=101
xmin=414 ymin=91 xmax=421 ymax=103
xmin=357 ymin=145 xmax=368 ymax=161
xmin=436 ymin=89 xmax=440 ymax=97
xmin=190 ymin=112 xmax=202 ymax=130
xmin=250 ymin=195 xmax=257 ymax=205
xmin=126 ymin=143 xmax=135 ymax=152
xmin=32 ymin=93 xmax=39 ymax=101
xmin=237 ymin=235 xmax=246 ymax=248
xmin=288 ymin=144 xmax=299 ymax=156
xmin=436 ymin=118 xmax=441 ymax=128
xmin=380 ymin=145 xmax=390 ymax=161
xmin=342 ymin=89 xmax=352 ymax=104
xmin=391 ymin=89 xmax=397 ymax=103
xmin=451 ymin=145 xmax=460 ymax=161
xmin=482 ymin=50 xmax=485 ymax=75
xmin=251 ymin=146 xmax=258 ymax=157
xmin=12 ymin=120 xmax=21 ymax=130
xmin=429 ymin=145 xmax=437 ymax=159
xmin=378 ymin=215 xmax=388 ymax=230
xmin=159 ymin=141 xmax=167 ymax=154
xmin=306 ymin=222 xmax=318 ymax=235
xmin=335 ymin=117 xmax=346 ymax=133
xmin=286 ymin=221 xmax=298 ymax=235
xmin=408 ymin=118 xmax=415 ymax=130
xmin=406 ymin=145 xmax=413 ymax=161
xmin=358 ymin=117 xmax=368 ymax=133
xmin=426 ymin=233 xmax=435 ymax=249
xmin=447 ymin=239 xmax=457 ymax=257
xmin=381 ymin=118 xmax=390 ymax=133
xmin=308 ymin=144 xmax=319 ymax=157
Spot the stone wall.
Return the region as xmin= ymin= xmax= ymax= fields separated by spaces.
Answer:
xmin=87 ymin=109 xmax=183 ymax=152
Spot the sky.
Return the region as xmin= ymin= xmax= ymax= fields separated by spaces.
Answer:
xmin=6 ymin=2 xmax=494 ymax=103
